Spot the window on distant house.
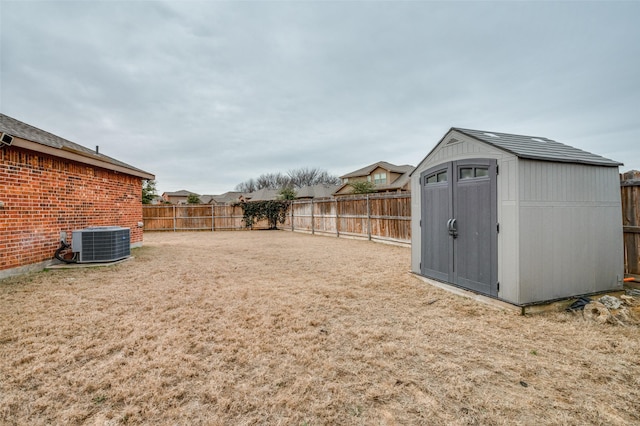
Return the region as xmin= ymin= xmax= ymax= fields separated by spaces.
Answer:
xmin=373 ymin=173 xmax=387 ymax=184
xmin=343 ymin=178 xmax=349 ymax=184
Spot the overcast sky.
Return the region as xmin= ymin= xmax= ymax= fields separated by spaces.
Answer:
xmin=2 ymin=1 xmax=639 ymax=195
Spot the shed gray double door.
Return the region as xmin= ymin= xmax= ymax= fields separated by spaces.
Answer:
xmin=420 ymin=159 xmax=498 ymax=297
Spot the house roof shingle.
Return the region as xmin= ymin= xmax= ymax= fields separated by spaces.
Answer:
xmin=296 ymin=184 xmax=340 ymax=199
xmin=243 ymin=188 xmax=280 ymax=201
xmin=163 ymin=190 xmax=198 ymax=197
xmin=200 ymin=191 xmax=243 ymax=204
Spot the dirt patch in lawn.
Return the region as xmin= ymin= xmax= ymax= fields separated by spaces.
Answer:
xmin=1 ymin=231 xmax=639 ymax=425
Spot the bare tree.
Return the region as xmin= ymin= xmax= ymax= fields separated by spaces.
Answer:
xmin=288 ymin=167 xmax=340 ymax=188
xmin=235 ymin=178 xmax=258 ymax=193
xmin=256 ymin=173 xmax=292 ymax=190
xmin=235 ymin=168 xmax=340 ymax=193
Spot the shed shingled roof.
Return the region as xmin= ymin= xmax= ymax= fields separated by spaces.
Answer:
xmin=0 ymin=113 xmax=154 ymax=178
xmin=454 ymin=128 xmax=622 ymax=167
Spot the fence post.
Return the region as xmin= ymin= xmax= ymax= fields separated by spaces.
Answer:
xmin=336 ymin=198 xmax=340 ymax=237
xmin=366 ymin=194 xmax=371 ymax=241
xmin=173 ymin=205 xmax=176 ymax=232
xmin=291 ymin=201 xmax=294 ymax=232
xmin=211 ymin=204 xmax=215 ymax=232
xmin=311 ymin=199 xmax=315 ymax=235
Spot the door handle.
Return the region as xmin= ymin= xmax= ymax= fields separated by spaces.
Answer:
xmin=448 ymin=218 xmax=458 ymax=238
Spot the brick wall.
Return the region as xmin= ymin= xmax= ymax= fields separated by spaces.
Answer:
xmin=0 ymin=146 xmax=144 ymax=272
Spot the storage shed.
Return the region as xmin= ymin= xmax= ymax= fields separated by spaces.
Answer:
xmin=410 ymin=127 xmax=624 ymax=306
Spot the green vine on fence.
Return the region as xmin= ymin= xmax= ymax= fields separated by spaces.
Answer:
xmin=237 ymin=200 xmax=290 ymax=230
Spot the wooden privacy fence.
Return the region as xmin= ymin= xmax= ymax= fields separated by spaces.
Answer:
xmin=287 ymin=193 xmax=411 ymax=244
xmin=143 ymin=193 xmax=411 ymax=244
xmin=143 ymin=204 xmax=269 ymax=231
xmin=621 ymin=171 xmax=640 ymax=276
xmin=144 ymin=180 xmax=636 ymax=265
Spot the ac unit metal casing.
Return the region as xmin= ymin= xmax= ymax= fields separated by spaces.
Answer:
xmin=71 ymin=226 xmax=131 ymax=263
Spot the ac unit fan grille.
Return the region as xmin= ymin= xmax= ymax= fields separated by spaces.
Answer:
xmin=72 ymin=227 xmax=130 ymax=263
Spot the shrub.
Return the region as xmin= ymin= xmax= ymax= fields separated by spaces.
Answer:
xmin=238 ymin=200 xmax=290 ymax=230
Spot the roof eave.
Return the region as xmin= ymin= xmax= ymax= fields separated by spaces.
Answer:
xmin=515 ymin=155 xmax=623 ymax=167
xmin=12 ymin=137 xmax=155 ymax=180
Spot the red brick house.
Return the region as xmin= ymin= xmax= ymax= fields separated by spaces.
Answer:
xmin=0 ymin=113 xmax=155 ymax=278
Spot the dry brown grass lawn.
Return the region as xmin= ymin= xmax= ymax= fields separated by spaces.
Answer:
xmin=1 ymin=231 xmax=639 ymax=425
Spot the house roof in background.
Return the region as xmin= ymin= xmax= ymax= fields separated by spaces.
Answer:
xmin=241 ymin=185 xmax=339 ymax=202
xmin=243 ymin=188 xmax=280 ymax=201
xmin=296 ymin=184 xmax=340 ymax=199
xmin=200 ymin=191 xmax=243 ymax=204
xmin=212 ymin=191 xmax=243 ymax=204
xmin=0 ymin=113 xmax=155 ymax=179
xmin=454 ymin=128 xmax=623 ymax=167
xmin=340 ymin=161 xmax=415 ymax=179
xmin=163 ymin=190 xmax=198 ymax=197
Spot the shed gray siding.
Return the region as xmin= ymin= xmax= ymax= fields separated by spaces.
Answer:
xmin=516 ymin=160 xmax=623 ymax=303
xmin=412 ymin=128 xmax=624 ymax=306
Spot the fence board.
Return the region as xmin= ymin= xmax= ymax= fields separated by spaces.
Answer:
xmin=213 ymin=205 xmax=246 ymax=230
xmin=313 ymin=199 xmax=338 ymax=235
xmin=175 ymin=205 xmax=212 ymax=230
xmin=142 ymin=205 xmax=176 ymax=231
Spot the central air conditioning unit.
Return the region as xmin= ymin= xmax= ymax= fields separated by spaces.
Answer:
xmin=71 ymin=226 xmax=131 ymax=263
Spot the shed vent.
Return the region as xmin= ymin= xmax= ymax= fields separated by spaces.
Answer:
xmin=71 ymin=226 xmax=130 ymax=263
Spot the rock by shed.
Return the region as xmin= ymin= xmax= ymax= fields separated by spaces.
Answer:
xmin=410 ymin=128 xmax=624 ymax=306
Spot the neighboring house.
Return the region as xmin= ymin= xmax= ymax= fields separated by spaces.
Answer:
xmin=242 ymin=185 xmax=340 ymax=202
xmin=162 ymin=190 xmax=199 ymax=204
xmin=621 ymin=169 xmax=640 ymax=186
xmin=295 ymin=183 xmax=340 ymax=199
xmin=150 ymin=195 xmax=165 ymax=205
xmin=242 ymin=188 xmax=280 ymax=202
xmin=0 ymin=113 xmax=154 ymax=278
xmin=200 ymin=191 xmax=243 ymax=205
xmin=334 ymin=161 xmax=415 ymax=196
xmin=198 ymin=194 xmax=215 ymax=204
